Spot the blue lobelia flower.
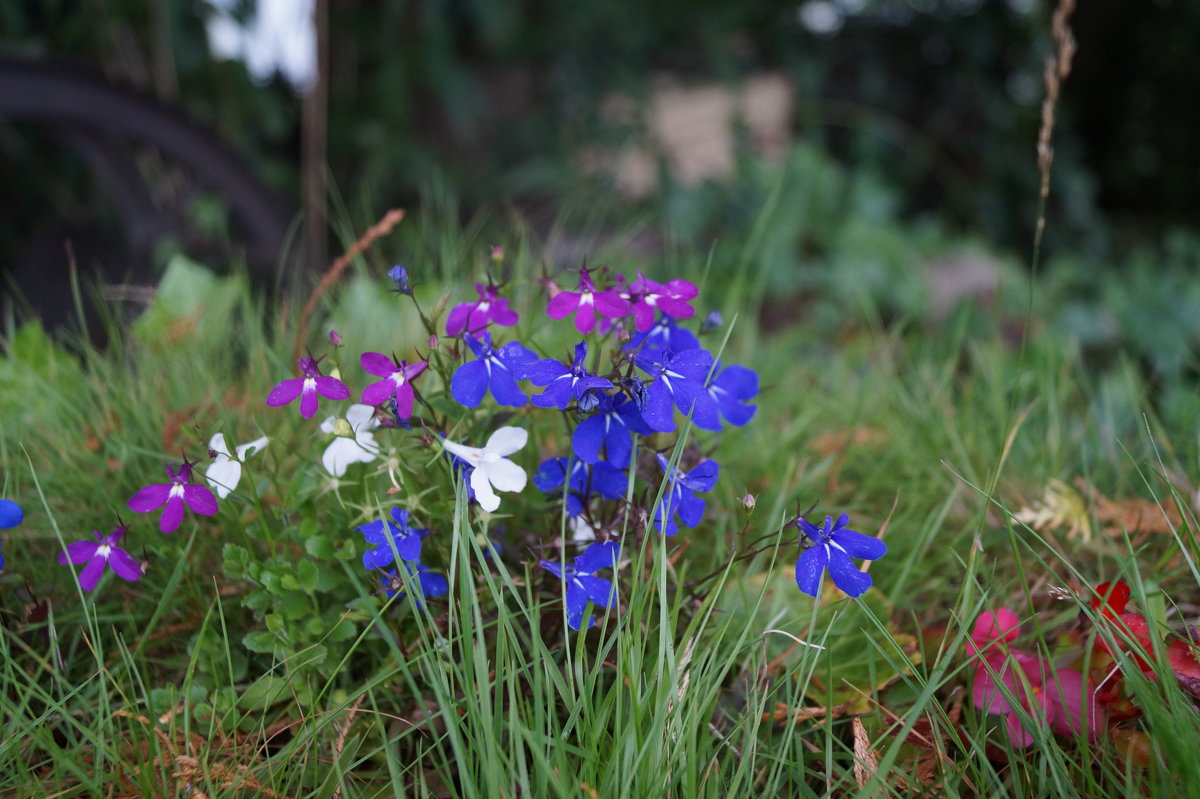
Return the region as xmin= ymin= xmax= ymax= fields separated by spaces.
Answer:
xmin=358 ymin=507 xmax=428 ymax=569
xmin=792 ymin=513 xmax=886 ymax=598
xmin=692 ymin=361 xmax=759 ymax=431
xmin=571 ymin=392 xmax=653 ymax=467
xmin=652 ymin=454 xmax=719 ymax=535
xmin=534 ymin=457 xmax=627 ymax=517
xmin=0 ymin=499 xmax=23 ymax=530
xmin=626 ymin=313 xmax=701 ymax=356
xmin=525 ymin=341 xmax=613 ymax=410
xmin=539 ymin=541 xmax=620 ymax=630
xmin=633 ymin=347 xmax=719 ymax=432
xmin=388 ymin=264 xmax=411 ymax=294
xmin=379 ymin=561 xmax=449 ymax=607
xmin=450 ymin=332 xmax=538 ymax=408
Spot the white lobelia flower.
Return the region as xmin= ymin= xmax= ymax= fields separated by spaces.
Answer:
xmin=206 ymin=432 xmax=269 ymax=499
xmin=442 ymin=426 xmax=528 ymax=513
xmin=320 ymin=403 xmax=381 ymax=477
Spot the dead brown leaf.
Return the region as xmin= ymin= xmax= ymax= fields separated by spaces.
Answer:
xmin=852 ymin=717 xmax=881 ymax=791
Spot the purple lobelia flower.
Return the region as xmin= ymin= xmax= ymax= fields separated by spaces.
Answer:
xmin=791 ymin=513 xmax=886 ymax=598
xmin=360 ymin=352 xmax=427 ymax=418
xmin=571 ymin=391 xmax=653 ymax=467
xmin=58 ymin=523 xmax=143 ymax=591
xmin=128 ymin=456 xmax=218 ymax=533
xmin=450 ymin=333 xmax=537 ymax=408
xmin=446 ymin=283 xmax=519 ymax=337
xmin=626 ymin=313 xmax=701 ymax=356
xmin=525 ymin=341 xmax=613 ymax=410
xmin=265 ymin=355 xmax=350 ymax=420
xmin=633 ymin=347 xmax=719 ymax=432
xmin=533 ymin=456 xmax=627 ymax=517
xmin=546 ymin=268 xmax=630 ymax=335
xmin=693 ymin=361 xmax=759 ymax=431
xmin=539 ymin=541 xmax=620 ymax=630
xmin=627 ymin=272 xmax=698 ymax=332
xmin=652 ymin=454 xmax=719 ymax=536
xmin=359 ymin=507 xmax=428 ymax=569
xmin=379 ymin=561 xmax=449 ymax=606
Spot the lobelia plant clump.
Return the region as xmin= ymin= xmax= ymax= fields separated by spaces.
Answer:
xmin=42 ymin=249 xmax=888 ymax=717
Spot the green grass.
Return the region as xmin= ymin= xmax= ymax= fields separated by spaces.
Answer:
xmin=2 ymin=204 xmax=1199 ymax=798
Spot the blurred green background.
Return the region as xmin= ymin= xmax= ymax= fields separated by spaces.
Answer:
xmin=1 ymin=0 xmax=1198 ymax=345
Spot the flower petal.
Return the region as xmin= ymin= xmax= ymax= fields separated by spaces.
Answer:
xmin=484 ymin=458 xmax=527 ymax=493
xmin=78 ymin=555 xmax=107 ymax=591
xmin=59 ymin=540 xmax=100 ymax=565
xmin=825 ymin=549 xmax=873 ymax=597
xmin=346 ymin=403 xmax=380 ymax=431
xmin=360 ymin=351 xmax=395 ymax=377
xmin=315 ymin=376 xmax=351 ymax=401
xmin=205 ymin=459 xmax=242 ymax=499
xmin=485 ymin=426 xmax=528 ymax=456
xmin=300 ymin=385 xmax=319 ymax=419
xmin=233 ymin=435 xmax=268 ymax=461
xmin=108 ymin=547 xmax=143 ymax=582
xmin=832 ymin=530 xmax=887 ymax=560
xmin=322 ymin=437 xmax=376 ymax=477
xmin=266 ymin=378 xmax=303 ymax=407
xmin=128 ymin=484 xmax=170 ymax=513
xmin=794 ymin=547 xmax=828 ymax=597
xmin=184 ymin=485 xmax=219 ymax=515
xmin=470 ymin=467 xmax=500 ymax=512
xmin=451 ymin=360 xmax=488 ymax=408
xmin=209 ymin=432 xmax=232 ymax=458
xmin=160 ymin=494 xmax=185 ymax=533
xmin=442 ymin=439 xmax=482 ymax=466
xmin=361 ymin=380 xmax=394 ymax=406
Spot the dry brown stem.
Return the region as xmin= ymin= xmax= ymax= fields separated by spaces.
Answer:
xmin=292 ymin=207 xmax=406 ymax=360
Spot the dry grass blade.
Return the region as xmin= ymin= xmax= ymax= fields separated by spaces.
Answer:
xmin=1034 ymin=0 xmax=1077 ymax=249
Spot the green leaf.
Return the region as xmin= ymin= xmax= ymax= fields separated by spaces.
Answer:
xmin=277 ymin=591 xmax=311 ymax=622
xmin=239 ymin=673 xmax=291 ymax=711
xmin=222 ymin=544 xmax=250 ymax=576
xmin=296 ymin=559 xmax=319 ymax=593
xmin=305 ymin=535 xmax=335 ymax=560
xmin=242 ymin=630 xmax=278 ymax=654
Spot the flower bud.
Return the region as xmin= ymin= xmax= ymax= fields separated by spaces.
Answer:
xmin=742 ymin=493 xmax=756 ymax=511
xmin=388 ymin=264 xmax=411 ymax=294
xmin=328 ymin=329 xmax=342 ymax=347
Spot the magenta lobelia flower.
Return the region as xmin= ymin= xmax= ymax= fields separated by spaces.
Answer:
xmin=58 ymin=523 xmax=143 ymax=591
xmin=128 ymin=456 xmax=219 ymax=533
xmin=445 ymin=283 xmax=519 ymax=337
xmin=359 ymin=352 xmax=428 ymax=418
xmin=265 ymin=356 xmax=350 ymax=420
xmin=627 ymin=272 xmax=698 ymax=332
xmin=546 ymin=268 xmax=630 ymax=334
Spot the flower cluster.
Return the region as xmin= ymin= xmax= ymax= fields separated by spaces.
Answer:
xmin=44 ymin=254 xmax=879 ymax=641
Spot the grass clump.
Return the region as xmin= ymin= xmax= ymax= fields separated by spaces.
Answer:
xmin=2 ymin=203 xmax=1200 ymax=798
